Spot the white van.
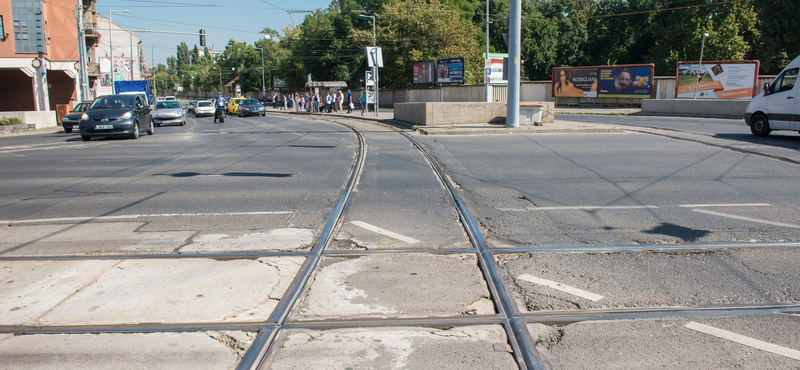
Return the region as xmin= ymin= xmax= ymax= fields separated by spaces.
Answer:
xmin=744 ymin=55 xmax=800 ymax=136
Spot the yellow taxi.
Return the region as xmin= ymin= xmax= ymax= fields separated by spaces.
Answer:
xmin=227 ymin=97 xmax=244 ymax=115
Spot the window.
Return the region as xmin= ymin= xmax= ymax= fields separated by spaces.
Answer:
xmin=0 ymin=16 xmax=5 ymax=41
xmin=11 ymin=1 xmax=45 ymax=53
xmin=774 ymin=68 xmax=798 ymax=94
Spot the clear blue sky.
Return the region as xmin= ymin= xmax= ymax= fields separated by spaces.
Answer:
xmin=96 ymin=0 xmax=334 ymax=68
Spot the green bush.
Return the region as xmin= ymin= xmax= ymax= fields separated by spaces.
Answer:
xmin=0 ymin=117 xmax=25 ymax=126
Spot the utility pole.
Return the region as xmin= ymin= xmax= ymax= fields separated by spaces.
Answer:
xmin=485 ymin=0 xmax=490 ymax=102
xmin=75 ymin=3 xmax=90 ymax=101
xmin=505 ymin=0 xmax=521 ymax=128
xmin=151 ymin=44 xmax=163 ymax=101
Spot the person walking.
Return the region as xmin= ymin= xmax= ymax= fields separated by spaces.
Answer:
xmin=346 ymin=89 xmax=353 ymax=114
xmin=326 ymin=92 xmax=333 ymax=113
xmin=360 ymin=90 xmax=367 ymax=116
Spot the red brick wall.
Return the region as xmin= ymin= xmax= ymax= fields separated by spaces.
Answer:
xmin=0 ymin=70 xmax=35 ymax=112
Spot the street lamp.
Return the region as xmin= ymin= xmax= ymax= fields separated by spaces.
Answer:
xmin=253 ymin=47 xmax=265 ymax=98
xmin=358 ymin=13 xmax=378 ymax=116
xmin=693 ymin=32 xmax=710 ymax=99
xmin=151 ymin=44 xmax=163 ymax=103
xmin=108 ymin=10 xmax=130 ymax=94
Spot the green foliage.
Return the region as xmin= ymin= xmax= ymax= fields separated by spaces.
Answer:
xmin=0 ymin=117 xmax=25 ymax=126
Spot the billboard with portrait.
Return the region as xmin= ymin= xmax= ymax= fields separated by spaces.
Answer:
xmin=597 ymin=65 xmax=654 ymax=98
xmin=552 ymin=67 xmax=598 ymax=97
xmin=412 ymin=60 xmax=435 ymax=85
xmin=675 ymin=61 xmax=759 ymax=99
xmin=437 ymin=57 xmax=464 ymax=84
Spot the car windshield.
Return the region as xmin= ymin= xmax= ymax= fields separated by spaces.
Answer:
xmin=197 ymin=101 xmax=212 ymax=107
xmin=74 ymin=103 xmax=89 ymax=112
xmin=89 ymin=96 xmax=134 ymax=110
xmin=156 ymin=102 xmax=182 ymax=109
xmin=242 ymin=99 xmax=259 ymax=105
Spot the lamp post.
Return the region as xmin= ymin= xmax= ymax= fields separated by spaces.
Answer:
xmin=253 ymin=47 xmax=265 ymax=99
xmin=108 ymin=10 xmax=130 ymax=94
xmin=693 ymin=32 xmax=710 ymax=99
xmin=151 ymin=44 xmax=163 ymax=102
xmin=358 ymin=14 xmax=378 ymax=116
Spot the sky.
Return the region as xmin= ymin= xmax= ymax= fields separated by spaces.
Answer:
xmin=96 ymin=0 xmax=335 ymax=68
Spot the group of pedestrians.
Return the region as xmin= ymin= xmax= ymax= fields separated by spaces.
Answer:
xmin=273 ymin=89 xmax=368 ymax=116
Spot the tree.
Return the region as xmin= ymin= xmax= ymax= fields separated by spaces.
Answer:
xmin=753 ymin=0 xmax=800 ymax=73
xmin=350 ymin=0 xmax=483 ymax=88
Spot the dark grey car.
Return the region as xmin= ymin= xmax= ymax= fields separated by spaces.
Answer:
xmin=237 ymin=99 xmax=266 ymax=117
xmin=78 ymin=95 xmax=153 ymax=141
xmin=60 ymin=101 xmax=91 ymax=133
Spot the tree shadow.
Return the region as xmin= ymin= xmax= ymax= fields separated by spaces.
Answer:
xmin=643 ymin=223 xmax=710 ymax=242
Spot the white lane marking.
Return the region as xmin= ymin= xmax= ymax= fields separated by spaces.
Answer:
xmin=517 ymin=274 xmax=604 ymax=301
xmin=693 ymin=209 xmax=800 ymax=229
xmin=499 ymin=205 xmax=657 ymax=212
xmin=0 ymin=143 xmax=97 ymax=153
xmin=350 ymin=221 xmax=420 ymax=244
xmin=680 ymin=203 xmax=771 ymax=208
xmin=685 ymin=322 xmax=800 ymax=361
xmin=0 ymin=211 xmax=293 ymax=225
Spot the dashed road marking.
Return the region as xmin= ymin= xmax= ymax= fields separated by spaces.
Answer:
xmin=499 ymin=205 xmax=657 ymax=212
xmin=517 ymin=274 xmax=603 ymax=301
xmin=692 ymin=209 xmax=800 ymax=229
xmin=1 ymin=211 xmax=293 ymax=225
xmin=350 ymin=221 xmax=420 ymax=244
xmin=680 ymin=203 xmax=771 ymax=208
xmin=685 ymin=322 xmax=800 ymax=361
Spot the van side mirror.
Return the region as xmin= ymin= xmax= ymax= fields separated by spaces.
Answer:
xmin=764 ymin=83 xmax=770 ymax=95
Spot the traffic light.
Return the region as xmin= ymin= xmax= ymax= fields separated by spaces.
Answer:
xmin=199 ymin=29 xmax=206 ymax=47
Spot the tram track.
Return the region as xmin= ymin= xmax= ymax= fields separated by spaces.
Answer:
xmin=2 ymin=114 xmax=799 ymax=369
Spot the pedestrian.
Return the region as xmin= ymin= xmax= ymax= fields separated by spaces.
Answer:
xmin=346 ymin=89 xmax=353 ymax=114
xmin=336 ymin=90 xmax=344 ymax=113
xmin=326 ymin=92 xmax=333 ymax=113
xmin=360 ymin=90 xmax=367 ymax=116
xmin=273 ymin=93 xmax=278 ymax=109
xmin=313 ymin=92 xmax=319 ymax=113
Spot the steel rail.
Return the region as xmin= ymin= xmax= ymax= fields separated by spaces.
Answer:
xmin=236 ymin=122 xmax=367 ymax=370
xmin=487 ymin=241 xmax=800 ymax=254
xmin=395 ymin=129 xmax=544 ymax=370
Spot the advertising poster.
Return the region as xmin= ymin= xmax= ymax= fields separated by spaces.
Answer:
xmin=675 ymin=61 xmax=759 ymax=99
xmin=597 ymin=65 xmax=653 ymax=98
xmin=483 ymin=53 xmax=507 ymax=84
xmin=412 ymin=60 xmax=435 ymax=85
xmin=552 ymin=68 xmax=597 ymax=97
xmin=273 ymin=77 xmax=286 ymax=88
xmin=437 ymin=57 xmax=464 ymax=84
xmin=100 ymin=58 xmax=132 ymax=86
xmin=100 ymin=58 xmax=112 ymax=86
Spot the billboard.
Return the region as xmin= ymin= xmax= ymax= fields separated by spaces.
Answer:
xmin=597 ymin=65 xmax=653 ymax=98
xmin=484 ymin=53 xmax=507 ymax=84
xmin=552 ymin=67 xmax=597 ymax=97
xmin=437 ymin=57 xmax=464 ymax=84
xmin=675 ymin=60 xmax=759 ymax=99
xmin=412 ymin=60 xmax=435 ymax=85
xmin=273 ymin=77 xmax=286 ymax=88
xmin=100 ymin=58 xmax=132 ymax=86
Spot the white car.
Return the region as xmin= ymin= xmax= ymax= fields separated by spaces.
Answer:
xmin=194 ymin=101 xmax=215 ymax=117
xmin=744 ymin=55 xmax=800 ymax=136
xmin=153 ymin=100 xmax=186 ymax=126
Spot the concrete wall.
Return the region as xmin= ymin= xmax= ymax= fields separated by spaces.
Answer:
xmin=0 ymin=111 xmax=58 ymax=129
xmin=394 ymin=102 xmax=554 ymax=126
xmin=641 ymin=99 xmax=749 ymax=119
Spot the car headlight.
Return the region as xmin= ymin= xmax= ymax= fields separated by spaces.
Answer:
xmin=62 ymin=117 xmax=68 ymax=122
xmin=120 ymin=112 xmax=132 ymax=120
xmin=81 ymin=113 xmax=89 ymax=121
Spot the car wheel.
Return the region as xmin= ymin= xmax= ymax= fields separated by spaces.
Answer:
xmin=147 ymin=119 xmax=154 ymax=135
xmin=131 ymin=122 xmax=140 ymax=139
xmin=81 ymin=135 xmax=90 ymax=141
xmin=64 ymin=127 xmax=73 ymax=133
xmin=195 ymin=114 xmax=200 ymax=118
xmin=750 ymin=114 xmax=771 ymax=137
xmin=156 ymin=123 xmax=161 ymax=127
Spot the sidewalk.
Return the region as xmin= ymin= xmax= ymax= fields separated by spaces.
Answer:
xmin=272 ymin=108 xmax=626 ymax=135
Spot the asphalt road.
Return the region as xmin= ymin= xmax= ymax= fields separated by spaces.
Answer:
xmin=0 ymin=111 xmax=798 ymax=369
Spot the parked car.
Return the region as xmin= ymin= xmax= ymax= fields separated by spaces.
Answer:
xmin=78 ymin=94 xmax=153 ymax=141
xmin=744 ymin=55 xmax=800 ymax=137
xmin=237 ymin=99 xmax=266 ymax=117
xmin=194 ymin=100 xmax=215 ymax=117
xmin=61 ymin=101 xmax=92 ymax=133
xmin=153 ymin=100 xmax=186 ymax=126
xmin=227 ymin=97 xmax=244 ymax=115
xmin=187 ymin=100 xmax=198 ymax=114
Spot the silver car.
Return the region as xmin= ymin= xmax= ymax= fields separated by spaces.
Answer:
xmin=153 ymin=101 xmax=186 ymax=126
xmin=194 ymin=101 xmax=216 ymax=117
